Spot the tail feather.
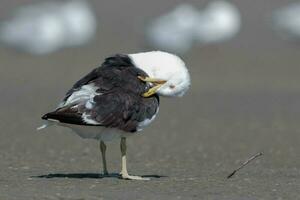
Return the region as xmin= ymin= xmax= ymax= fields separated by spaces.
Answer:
xmin=42 ymin=111 xmax=87 ymax=125
xmin=37 ymin=121 xmax=53 ymax=131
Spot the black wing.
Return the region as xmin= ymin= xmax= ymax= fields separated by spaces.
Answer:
xmin=86 ymin=90 xmax=159 ymax=132
xmin=42 ymin=54 xmax=159 ymax=132
xmin=43 ymin=89 xmax=159 ymax=132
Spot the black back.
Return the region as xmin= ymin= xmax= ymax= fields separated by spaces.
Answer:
xmin=42 ymin=54 xmax=159 ymax=132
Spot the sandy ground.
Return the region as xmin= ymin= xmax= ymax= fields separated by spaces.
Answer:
xmin=1 ymin=44 xmax=300 ymax=200
xmin=1 ymin=1 xmax=300 ymax=198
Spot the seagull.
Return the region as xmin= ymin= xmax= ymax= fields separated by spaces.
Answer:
xmin=193 ymin=0 xmax=241 ymax=44
xmin=0 ymin=0 xmax=96 ymax=55
xmin=145 ymin=1 xmax=241 ymax=54
xmin=272 ymin=2 xmax=300 ymax=41
xmin=39 ymin=51 xmax=191 ymax=180
xmin=145 ymin=4 xmax=200 ymax=54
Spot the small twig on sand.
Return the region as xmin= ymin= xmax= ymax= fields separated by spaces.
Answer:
xmin=227 ymin=152 xmax=263 ymax=179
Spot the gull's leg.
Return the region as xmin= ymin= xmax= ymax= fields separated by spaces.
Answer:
xmin=120 ymin=137 xmax=150 ymax=180
xmin=100 ymin=140 xmax=108 ymax=175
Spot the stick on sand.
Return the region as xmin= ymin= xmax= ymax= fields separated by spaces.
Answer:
xmin=227 ymin=152 xmax=263 ymax=179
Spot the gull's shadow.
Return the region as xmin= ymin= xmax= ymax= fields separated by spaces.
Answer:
xmin=33 ymin=173 xmax=166 ymax=179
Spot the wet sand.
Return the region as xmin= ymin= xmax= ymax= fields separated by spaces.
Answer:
xmin=1 ymin=1 xmax=300 ymax=198
xmin=1 ymin=45 xmax=300 ymax=200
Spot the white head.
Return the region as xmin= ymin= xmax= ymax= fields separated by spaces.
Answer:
xmin=129 ymin=51 xmax=191 ymax=97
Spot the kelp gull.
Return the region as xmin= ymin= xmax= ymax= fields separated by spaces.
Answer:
xmin=39 ymin=51 xmax=191 ymax=180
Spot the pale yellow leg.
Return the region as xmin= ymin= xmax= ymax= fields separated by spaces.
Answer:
xmin=100 ymin=140 xmax=108 ymax=175
xmin=120 ymin=137 xmax=150 ymax=180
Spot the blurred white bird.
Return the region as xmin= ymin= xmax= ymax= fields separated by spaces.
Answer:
xmin=0 ymin=0 xmax=97 ymax=55
xmin=272 ymin=2 xmax=300 ymax=40
xmin=193 ymin=1 xmax=241 ymax=44
xmin=145 ymin=1 xmax=241 ymax=54
xmin=146 ymin=4 xmax=201 ymax=54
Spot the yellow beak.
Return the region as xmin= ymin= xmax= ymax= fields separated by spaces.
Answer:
xmin=138 ymin=76 xmax=167 ymax=97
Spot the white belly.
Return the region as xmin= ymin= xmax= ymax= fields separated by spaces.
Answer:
xmin=59 ymin=123 xmax=134 ymax=141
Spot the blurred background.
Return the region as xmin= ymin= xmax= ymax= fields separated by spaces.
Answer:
xmin=1 ymin=0 xmax=300 ymax=199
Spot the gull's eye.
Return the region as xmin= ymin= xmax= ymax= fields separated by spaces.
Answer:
xmin=169 ymin=84 xmax=175 ymax=89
